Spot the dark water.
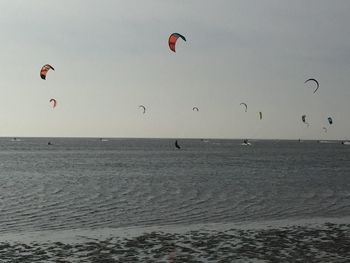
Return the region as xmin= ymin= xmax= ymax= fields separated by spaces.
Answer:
xmin=0 ymin=138 xmax=349 ymax=233
xmin=1 ymin=138 xmax=350 ymax=262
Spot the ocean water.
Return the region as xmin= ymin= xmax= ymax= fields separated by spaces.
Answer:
xmin=0 ymin=138 xmax=349 ymax=262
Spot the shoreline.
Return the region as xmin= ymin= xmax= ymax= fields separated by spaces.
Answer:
xmin=1 ymin=216 xmax=349 ymax=243
xmin=0 ymin=217 xmax=349 ymax=262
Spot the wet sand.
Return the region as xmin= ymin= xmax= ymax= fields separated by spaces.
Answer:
xmin=0 ymin=222 xmax=349 ymax=262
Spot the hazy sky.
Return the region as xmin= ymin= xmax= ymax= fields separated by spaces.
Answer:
xmin=1 ymin=0 xmax=349 ymax=139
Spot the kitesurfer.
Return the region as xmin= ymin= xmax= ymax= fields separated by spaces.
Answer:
xmin=175 ymin=140 xmax=181 ymax=149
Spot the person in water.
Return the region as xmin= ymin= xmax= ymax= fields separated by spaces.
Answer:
xmin=175 ymin=140 xmax=181 ymax=149
xmin=243 ymin=139 xmax=249 ymax=144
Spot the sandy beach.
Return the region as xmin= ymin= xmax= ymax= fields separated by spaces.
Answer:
xmin=1 ymin=219 xmax=349 ymax=262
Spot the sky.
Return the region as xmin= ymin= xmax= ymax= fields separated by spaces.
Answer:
xmin=0 ymin=0 xmax=349 ymax=139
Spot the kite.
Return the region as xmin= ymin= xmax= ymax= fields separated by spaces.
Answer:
xmin=49 ymin=98 xmax=57 ymax=108
xmin=304 ymin=78 xmax=319 ymax=93
xmin=328 ymin=117 xmax=333 ymax=125
xmin=240 ymin=103 xmax=247 ymax=112
xmin=139 ymin=105 xmax=146 ymax=114
xmin=168 ymin=33 xmax=186 ymax=52
xmin=302 ymin=114 xmax=309 ymax=127
xmin=40 ymin=64 xmax=55 ymax=80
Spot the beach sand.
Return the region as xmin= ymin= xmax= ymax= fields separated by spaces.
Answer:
xmin=0 ymin=221 xmax=349 ymax=262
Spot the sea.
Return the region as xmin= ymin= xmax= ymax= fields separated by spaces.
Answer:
xmin=0 ymin=138 xmax=349 ymax=262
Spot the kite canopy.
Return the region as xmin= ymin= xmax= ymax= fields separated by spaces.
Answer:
xmin=192 ymin=107 xmax=199 ymax=111
xmin=139 ymin=105 xmax=146 ymax=114
xmin=302 ymin=114 xmax=309 ymax=127
xmin=240 ymin=103 xmax=248 ymax=112
xmin=168 ymin=33 xmax=186 ymax=52
xmin=259 ymin=111 xmax=262 ymax=120
xmin=175 ymin=140 xmax=181 ymax=149
xmin=305 ymin=78 xmax=319 ymax=93
xmin=49 ymin=98 xmax=57 ymax=108
xmin=328 ymin=117 xmax=333 ymax=125
xmin=40 ymin=64 xmax=55 ymax=80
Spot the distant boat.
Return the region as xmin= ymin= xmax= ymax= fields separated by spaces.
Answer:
xmin=100 ymin=138 xmax=109 ymax=142
xmin=11 ymin=138 xmax=21 ymax=142
xmin=48 ymin=141 xmax=53 ymax=145
xmin=342 ymin=141 xmax=350 ymax=145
